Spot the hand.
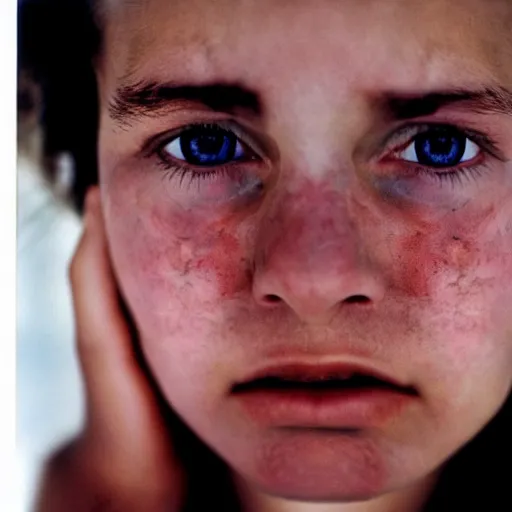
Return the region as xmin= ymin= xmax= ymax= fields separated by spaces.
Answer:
xmin=65 ymin=186 xmax=186 ymax=510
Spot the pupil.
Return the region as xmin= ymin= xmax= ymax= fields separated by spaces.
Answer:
xmin=415 ymin=129 xmax=466 ymax=167
xmin=181 ymin=127 xmax=237 ymax=165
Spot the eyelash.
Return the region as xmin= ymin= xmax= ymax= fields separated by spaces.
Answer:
xmin=384 ymin=124 xmax=501 ymax=187
xmin=148 ymin=123 xmax=258 ymax=191
xmin=409 ymin=162 xmax=491 ymax=187
xmin=147 ymin=122 xmax=501 ymax=190
xmin=159 ymin=163 xmax=242 ymax=192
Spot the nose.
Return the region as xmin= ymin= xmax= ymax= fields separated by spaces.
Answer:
xmin=252 ymin=183 xmax=385 ymax=325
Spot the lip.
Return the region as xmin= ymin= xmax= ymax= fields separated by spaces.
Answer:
xmin=234 ymin=361 xmax=412 ymax=389
xmin=231 ymin=361 xmax=418 ymax=429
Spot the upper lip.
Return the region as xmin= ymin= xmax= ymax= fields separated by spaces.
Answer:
xmin=232 ymin=361 xmax=416 ymax=393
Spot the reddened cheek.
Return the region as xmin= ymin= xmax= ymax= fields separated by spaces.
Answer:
xmin=391 ymin=230 xmax=473 ymax=297
xmin=392 ymin=229 xmax=441 ymax=297
xmin=385 ymin=200 xmax=505 ymax=299
xmin=190 ymin=227 xmax=250 ymax=297
xmin=134 ymin=205 xmax=253 ymax=300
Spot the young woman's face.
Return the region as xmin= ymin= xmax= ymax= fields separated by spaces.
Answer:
xmin=97 ymin=0 xmax=512 ymax=504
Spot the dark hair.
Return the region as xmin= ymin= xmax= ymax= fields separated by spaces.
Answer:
xmin=19 ymin=0 xmax=100 ymax=213
xmin=18 ymin=1 xmax=511 ymax=510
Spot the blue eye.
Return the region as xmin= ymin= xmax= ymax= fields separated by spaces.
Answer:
xmin=163 ymin=124 xmax=246 ymax=166
xmin=400 ymin=127 xmax=480 ymax=168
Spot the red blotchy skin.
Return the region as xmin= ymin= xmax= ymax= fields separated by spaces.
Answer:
xmin=250 ymin=431 xmax=385 ymax=500
xmin=394 ymin=202 xmax=499 ymax=298
xmin=191 ymin=220 xmax=246 ymax=297
xmin=102 ymin=155 xmax=512 ymax=504
xmin=97 ymin=0 xmax=512 ymax=506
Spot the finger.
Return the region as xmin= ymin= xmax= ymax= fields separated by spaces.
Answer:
xmin=70 ymin=187 xmax=133 ymax=373
xmin=70 ymin=187 xmax=141 ymax=410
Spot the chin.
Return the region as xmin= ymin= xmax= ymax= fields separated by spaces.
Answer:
xmin=228 ymin=430 xmax=394 ymax=504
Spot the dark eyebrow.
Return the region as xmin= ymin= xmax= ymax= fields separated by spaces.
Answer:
xmin=108 ymin=79 xmax=512 ymax=126
xmin=382 ymin=86 xmax=512 ymax=120
xmin=108 ymin=80 xmax=262 ymax=124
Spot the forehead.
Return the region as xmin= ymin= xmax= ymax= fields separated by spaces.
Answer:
xmin=99 ymin=0 xmax=512 ymax=101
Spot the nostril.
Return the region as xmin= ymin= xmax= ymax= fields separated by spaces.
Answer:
xmin=264 ymin=294 xmax=282 ymax=304
xmin=345 ymin=295 xmax=371 ymax=304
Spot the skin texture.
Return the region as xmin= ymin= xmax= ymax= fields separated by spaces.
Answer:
xmin=95 ymin=0 xmax=512 ymax=510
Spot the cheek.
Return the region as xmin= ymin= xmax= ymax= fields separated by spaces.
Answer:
xmin=186 ymin=226 xmax=249 ymax=298
xmin=145 ymin=207 xmax=252 ymax=298
xmin=396 ymin=207 xmax=512 ymax=403
xmin=102 ymin=196 xmax=257 ymax=412
xmin=355 ymin=192 xmax=512 ymax=382
xmin=390 ymin=228 xmax=477 ymax=299
xmin=104 ymin=196 xmax=253 ymax=336
xmin=377 ymin=200 xmax=510 ymax=303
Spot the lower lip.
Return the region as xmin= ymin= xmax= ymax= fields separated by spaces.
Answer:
xmin=232 ymin=387 xmax=416 ymax=429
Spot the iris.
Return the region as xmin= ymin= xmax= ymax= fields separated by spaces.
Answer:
xmin=180 ymin=126 xmax=238 ymax=165
xmin=414 ymin=128 xmax=466 ymax=168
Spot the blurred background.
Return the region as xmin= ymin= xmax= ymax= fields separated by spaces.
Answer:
xmin=17 ymin=71 xmax=85 ymax=511
xmin=17 ymin=1 xmax=109 ymax=508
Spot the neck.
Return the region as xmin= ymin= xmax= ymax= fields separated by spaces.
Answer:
xmin=232 ymin=471 xmax=440 ymax=512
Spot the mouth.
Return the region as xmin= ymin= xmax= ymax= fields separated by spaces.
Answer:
xmin=232 ymin=362 xmax=417 ymax=395
xmin=231 ymin=362 xmax=418 ymax=428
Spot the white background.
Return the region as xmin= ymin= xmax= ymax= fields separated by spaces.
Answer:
xmin=1 ymin=0 xmax=19 ymax=510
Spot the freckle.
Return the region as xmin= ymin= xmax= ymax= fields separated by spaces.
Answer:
xmin=447 ymin=237 xmax=473 ymax=269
